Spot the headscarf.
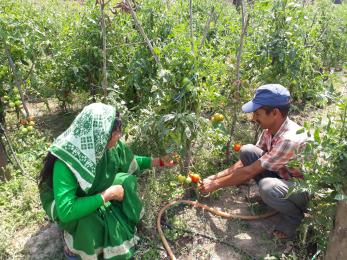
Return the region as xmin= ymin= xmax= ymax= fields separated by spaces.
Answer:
xmin=49 ymin=103 xmax=116 ymax=192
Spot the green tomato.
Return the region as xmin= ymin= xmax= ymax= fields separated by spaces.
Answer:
xmin=9 ymin=102 xmax=15 ymax=108
xmin=177 ymin=175 xmax=186 ymax=184
xmin=182 ymin=77 xmax=191 ymax=86
xmin=27 ymin=125 xmax=34 ymax=132
xmin=15 ymin=100 xmax=21 ymax=107
xmin=3 ymin=95 xmax=9 ymax=101
xmin=13 ymin=88 xmax=19 ymax=94
xmin=21 ymin=127 xmax=28 ymax=134
xmin=185 ymin=176 xmax=192 ymax=184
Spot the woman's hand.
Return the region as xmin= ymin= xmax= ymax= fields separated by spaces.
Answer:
xmin=101 ymin=185 xmax=124 ymax=202
xmin=152 ymin=155 xmax=176 ymax=168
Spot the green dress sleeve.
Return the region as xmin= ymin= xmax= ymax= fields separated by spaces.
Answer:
xmin=53 ymin=159 xmax=104 ymax=223
xmin=135 ymin=155 xmax=152 ymax=170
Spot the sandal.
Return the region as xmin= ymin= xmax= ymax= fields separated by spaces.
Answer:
xmin=64 ymin=245 xmax=79 ymax=260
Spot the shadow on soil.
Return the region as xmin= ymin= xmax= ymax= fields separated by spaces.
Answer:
xmin=23 ymin=222 xmax=64 ymax=260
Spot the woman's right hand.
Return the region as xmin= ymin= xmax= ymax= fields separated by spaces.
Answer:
xmin=101 ymin=185 xmax=124 ymax=202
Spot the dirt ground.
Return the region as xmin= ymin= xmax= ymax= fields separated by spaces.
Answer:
xmin=145 ymin=184 xmax=292 ymax=260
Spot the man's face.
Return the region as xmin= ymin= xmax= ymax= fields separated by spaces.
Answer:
xmin=252 ymin=108 xmax=275 ymax=129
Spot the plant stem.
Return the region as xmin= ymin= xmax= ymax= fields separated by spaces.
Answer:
xmin=0 ymin=123 xmax=35 ymax=182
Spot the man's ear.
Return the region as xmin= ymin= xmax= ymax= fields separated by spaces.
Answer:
xmin=273 ymin=108 xmax=281 ymax=117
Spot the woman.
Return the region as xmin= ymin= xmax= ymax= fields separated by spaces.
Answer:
xmin=39 ymin=103 xmax=174 ymax=259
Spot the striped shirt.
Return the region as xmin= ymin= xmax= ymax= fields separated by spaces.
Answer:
xmin=256 ymin=117 xmax=307 ymax=180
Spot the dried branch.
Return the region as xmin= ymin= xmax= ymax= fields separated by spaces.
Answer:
xmin=124 ymin=0 xmax=159 ymax=65
xmin=199 ymin=7 xmax=215 ymax=50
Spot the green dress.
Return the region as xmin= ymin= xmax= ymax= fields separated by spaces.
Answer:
xmin=39 ymin=103 xmax=152 ymax=260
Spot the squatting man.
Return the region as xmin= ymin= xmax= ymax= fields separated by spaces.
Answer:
xmin=199 ymin=84 xmax=309 ymax=239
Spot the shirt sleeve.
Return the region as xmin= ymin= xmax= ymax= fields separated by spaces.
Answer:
xmin=53 ymin=159 xmax=104 ymax=223
xmin=259 ymin=139 xmax=296 ymax=172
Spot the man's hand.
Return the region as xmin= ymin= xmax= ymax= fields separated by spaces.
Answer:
xmin=198 ymin=178 xmax=220 ymax=194
xmin=101 ymin=185 xmax=124 ymax=202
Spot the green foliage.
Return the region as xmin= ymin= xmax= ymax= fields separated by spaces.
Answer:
xmin=291 ymin=97 xmax=347 ymax=251
xmin=0 ymin=120 xmax=51 ymax=258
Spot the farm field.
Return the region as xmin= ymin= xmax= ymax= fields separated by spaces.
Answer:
xmin=0 ymin=0 xmax=346 ymax=259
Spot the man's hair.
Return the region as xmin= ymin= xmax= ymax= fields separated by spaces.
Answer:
xmin=261 ymin=104 xmax=290 ymax=118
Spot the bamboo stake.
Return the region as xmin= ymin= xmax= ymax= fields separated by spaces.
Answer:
xmin=199 ymin=7 xmax=215 ymax=50
xmin=125 ymin=0 xmax=159 ymax=65
xmin=226 ymin=0 xmax=250 ymax=163
xmin=4 ymin=47 xmax=30 ymax=118
xmin=100 ymin=0 xmax=108 ymax=101
xmin=189 ymin=0 xmax=194 ymax=53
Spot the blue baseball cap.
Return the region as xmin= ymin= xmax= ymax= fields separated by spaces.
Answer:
xmin=242 ymin=84 xmax=291 ymax=113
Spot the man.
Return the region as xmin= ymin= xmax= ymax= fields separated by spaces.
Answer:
xmin=199 ymin=84 xmax=308 ymax=239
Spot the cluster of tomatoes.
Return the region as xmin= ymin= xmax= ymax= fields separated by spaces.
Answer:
xmin=2 ymin=88 xmax=22 ymax=109
xmin=176 ymin=171 xmax=201 ymax=185
xmin=210 ymin=112 xmax=224 ymax=123
xmin=19 ymin=116 xmax=35 ymax=134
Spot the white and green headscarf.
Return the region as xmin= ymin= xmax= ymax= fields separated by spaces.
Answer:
xmin=49 ymin=103 xmax=116 ymax=192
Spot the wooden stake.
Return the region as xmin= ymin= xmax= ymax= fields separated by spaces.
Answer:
xmin=125 ymin=0 xmax=159 ymax=65
xmin=199 ymin=7 xmax=215 ymax=50
xmin=226 ymin=0 xmax=250 ymax=163
xmin=189 ymin=0 xmax=194 ymax=53
xmin=4 ymin=47 xmax=30 ymax=118
xmin=100 ymin=0 xmax=108 ymax=101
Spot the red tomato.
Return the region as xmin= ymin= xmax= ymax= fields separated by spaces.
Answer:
xmin=233 ymin=143 xmax=241 ymax=152
xmin=189 ymin=173 xmax=201 ymax=183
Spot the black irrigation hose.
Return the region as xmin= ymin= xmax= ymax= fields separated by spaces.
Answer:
xmin=162 ymin=221 xmax=257 ymax=260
